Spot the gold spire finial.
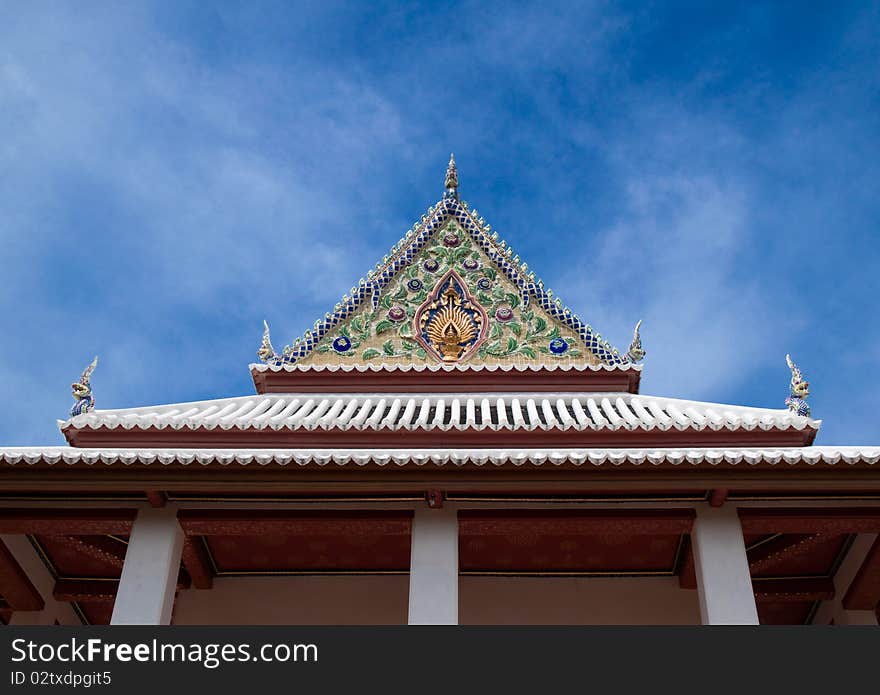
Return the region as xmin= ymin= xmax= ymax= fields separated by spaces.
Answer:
xmin=444 ymin=153 xmax=459 ymax=194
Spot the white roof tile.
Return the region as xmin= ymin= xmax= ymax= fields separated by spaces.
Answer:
xmin=58 ymin=392 xmax=821 ymax=434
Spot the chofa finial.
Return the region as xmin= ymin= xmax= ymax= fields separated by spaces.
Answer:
xmin=258 ymin=320 xmax=279 ymax=363
xmin=625 ymin=320 xmax=645 ymax=362
xmin=70 ymin=356 xmax=98 ymax=417
xmin=785 ymin=353 xmax=811 ymax=417
xmin=444 ymin=153 xmax=459 ymax=199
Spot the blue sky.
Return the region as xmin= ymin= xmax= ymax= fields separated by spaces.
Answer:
xmin=1 ymin=1 xmax=878 ymax=445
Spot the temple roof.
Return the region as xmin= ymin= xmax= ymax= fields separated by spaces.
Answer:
xmin=256 ymin=155 xmax=644 ymax=372
xmin=59 ymin=392 xmax=818 ymax=436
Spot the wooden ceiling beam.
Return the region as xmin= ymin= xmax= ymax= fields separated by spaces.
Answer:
xmin=739 ymin=508 xmax=880 ymax=534
xmin=459 ymin=509 xmax=695 ymax=535
xmin=0 ymin=538 xmax=44 ymax=611
xmin=181 ymin=537 xmax=213 ymax=590
xmin=55 ymin=536 xmax=127 ymax=571
xmin=177 ymin=510 xmax=412 ymax=537
xmin=752 ymin=577 xmax=835 ymax=602
xmin=842 ymin=535 xmax=880 ymax=611
xmin=53 ymin=573 xmax=190 ymax=603
xmin=145 ymin=491 xmax=166 ymax=508
xmin=678 ymin=544 xmax=697 ymax=589
xmin=747 ymin=534 xmax=828 ymax=575
xmin=53 ymin=579 xmax=118 ymax=603
xmin=0 ymin=509 xmax=136 ymax=535
xmin=708 ymin=489 xmax=729 ymax=507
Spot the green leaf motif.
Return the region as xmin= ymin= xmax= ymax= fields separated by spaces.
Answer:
xmin=350 ymin=317 xmax=364 ymax=334
xmin=415 ymin=348 xmax=427 ymax=359
xmin=399 ymin=323 xmax=413 ymax=338
xmin=380 ymin=294 xmax=393 ymax=309
xmin=362 ymin=348 xmax=381 ymax=360
xmin=519 ymin=345 xmax=537 ymax=359
xmin=490 ymin=323 xmax=503 ymax=339
xmin=534 ymin=317 xmax=547 ymax=334
xmin=508 ymin=322 xmax=521 ymax=336
xmin=382 ymin=339 xmax=395 ymax=356
xmin=375 ymin=320 xmax=395 ymax=335
xmin=483 ymin=267 xmax=497 ymax=281
xmin=477 ymin=291 xmax=493 ymax=306
xmin=316 ymin=344 xmax=331 ymax=353
xmin=506 ymin=337 xmax=518 ymax=352
xmin=485 ymin=340 xmax=505 ymax=356
xmin=339 ymin=324 xmax=351 ymax=338
xmin=547 ymin=326 xmax=561 ymax=340
xmin=505 ymin=293 xmax=521 ymax=309
xmin=393 ymin=285 xmax=407 ymax=300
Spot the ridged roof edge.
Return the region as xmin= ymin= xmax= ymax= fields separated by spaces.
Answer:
xmin=55 ymin=392 xmax=821 ymax=434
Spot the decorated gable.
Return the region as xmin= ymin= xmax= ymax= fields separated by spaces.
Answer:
xmin=258 ymin=156 xmax=643 ymax=369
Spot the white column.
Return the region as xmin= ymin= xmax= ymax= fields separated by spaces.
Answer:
xmin=692 ymin=505 xmax=759 ymax=625
xmin=1 ymin=534 xmax=79 ymax=625
xmin=814 ymin=533 xmax=878 ymax=626
xmin=408 ymin=507 xmax=458 ymax=625
xmin=111 ymin=507 xmax=183 ymax=625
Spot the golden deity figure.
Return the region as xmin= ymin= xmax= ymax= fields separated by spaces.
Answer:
xmin=422 ymin=277 xmax=480 ymax=361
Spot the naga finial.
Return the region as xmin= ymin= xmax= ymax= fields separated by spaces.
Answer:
xmin=444 ymin=153 xmax=459 ymax=199
xmin=258 ymin=320 xmax=279 ymax=363
xmin=70 ymin=356 xmax=98 ymax=417
xmin=625 ymin=320 xmax=645 ymax=362
xmin=785 ymin=353 xmax=811 ymax=417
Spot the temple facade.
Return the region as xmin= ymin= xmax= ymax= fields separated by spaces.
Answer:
xmin=1 ymin=157 xmax=878 ymax=626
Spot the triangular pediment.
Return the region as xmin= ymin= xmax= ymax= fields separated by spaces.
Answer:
xmin=257 ymin=159 xmax=643 ymax=370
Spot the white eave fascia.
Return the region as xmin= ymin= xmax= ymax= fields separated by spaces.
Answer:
xmin=0 ymin=446 xmax=876 ymax=468
xmin=249 ymin=362 xmax=642 ymax=373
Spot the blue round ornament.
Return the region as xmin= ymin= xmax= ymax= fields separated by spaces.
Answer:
xmin=548 ymin=337 xmax=569 ymax=354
